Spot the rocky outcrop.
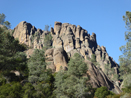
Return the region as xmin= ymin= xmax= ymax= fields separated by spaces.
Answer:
xmin=13 ymin=21 xmax=119 ymax=78
xmin=13 ymin=21 xmax=52 ymax=50
xmin=13 ymin=21 xmax=35 ymax=45
xmin=86 ymin=60 xmax=121 ymax=94
xmin=13 ymin=21 xmax=121 ymax=93
xmin=45 ymin=48 xmax=68 ymax=72
xmin=53 ymin=48 xmax=68 ymax=72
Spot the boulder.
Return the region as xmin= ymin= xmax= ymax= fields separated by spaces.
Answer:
xmin=66 ymin=27 xmax=72 ymax=35
xmin=80 ymin=29 xmax=84 ymax=41
xmin=13 ymin=21 xmax=36 ymax=46
xmin=75 ymin=38 xmax=80 ymax=48
xmin=69 ymin=25 xmax=76 ymax=35
xmin=63 ymin=35 xmax=74 ymax=52
xmin=25 ymin=49 xmax=34 ymax=58
xmin=45 ymin=48 xmax=54 ymax=57
xmin=75 ymin=25 xmax=81 ymax=38
xmin=54 ymin=22 xmax=62 ymax=35
xmin=53 ymin=37 xmax=63 ymax=48
xmin=50 ymin=27 xmax=54 ymax=35
xmin=53 ymin=48 xmax=68 ymax=72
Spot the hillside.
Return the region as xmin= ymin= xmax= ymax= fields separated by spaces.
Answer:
xmin=12 ymin=21 xmax=121 ymax=94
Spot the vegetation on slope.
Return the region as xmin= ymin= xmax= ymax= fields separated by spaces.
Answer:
xmin=0 ymin=12 xmax=131 ymax=98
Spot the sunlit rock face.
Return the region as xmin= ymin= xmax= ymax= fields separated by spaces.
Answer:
xmin=13 ymin=21 xmax=121 ymax=94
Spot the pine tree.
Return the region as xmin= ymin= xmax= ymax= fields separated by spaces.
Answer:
xmin=27 ymin=49 xmax=55 ymax=97
xmin=43 ymin=33 xmax=52 ymax=50
xmin=54 ymin=53 xmax=90 ymax=98
xmin=0 ymin=13 xmax=11 ymax=28
xmin=119 ymin=11 xmax=131 ymax=78
xmin=119 ymin=11 xmax=131 ymax=88
xmin=0 ymin=27 xmax=27 ymax=76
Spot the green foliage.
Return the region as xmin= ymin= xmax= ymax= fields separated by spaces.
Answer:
xmin=107 ymin=94 xmax=121 ymax=98
xmin=68 ymin=53 xmax=88 ymax=78
xmin=27 ymin=49 xmax=55 ymax=97
xmin=0 ymin=75 xmax=6 ymax=86
xmin=0 ymin=13 xmax=5 ymax=25
xmin=0 ymin=13 xmax=11 ymax=28
xmin=22 ymin=82 xmax=36 ymax=98
xmin=121 ymin=74 xmax=131 ymax=88
xmin=0 ymin=27 xmax=27 ymax=79
xmin=119 ymin=11 xmax=131 ymax=77
xmin=104 ymin=64 xmax=118 ymax=80
xmin=54 ymin=53 xmax=90 ymax=98
xmin=28 ymin=49 xmax=46 ymax=84
xmin=4 ymin=21 xmax=11 ymax=29
xmin=122 ymin=85 xmax=131 ymax=93
xmin=123 ymin=11 xmax=131 ymax=30
xmin=112 ymin=74 xmax=119 ymax=81
xmin=43 ymin=32 xmax=52 ymax=50
xmin=44 ymin=25 xmax=50 ymax=31
xmin=119 ymin=11 xmax=131 ymax=92
xmin=95 ymin=86 xmax=114 ymax=98
xmin=91 ymin=54 xmax=96 ymax=62
xmin=0 ymin=82 xmax=23 ymax=98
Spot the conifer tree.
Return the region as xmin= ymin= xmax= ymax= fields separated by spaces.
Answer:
xmin=0 ymin=13 xmax=11 ymax=28
xmin=119 ymin=11 xmax=131 ymax=88
xmin=43 ymin=33 xmax=52 ymax=50
xmin=54 ymin=53 xmax=90 ymax=98
xmin=119 ymin=11 xmax=131 ymax=78
xmin=27 ymin=49 xmax=55 ymax=97
xmin=0 ymin=27 xmax=27 ymax=76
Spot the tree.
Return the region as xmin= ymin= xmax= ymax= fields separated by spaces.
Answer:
xmin=28 ymin=49 xmax=46 ymax=84
xmin=27 ymin=49 xmax=55 ymax=97
xmin=91 ymin=54 xmax=96 ymax=63
xmin=4 ymin=21 xmax=11 ymax=29
xmin=22 ymin=82 xmax=36 ymax=98
xmin=68 ymin=53 xmax=88 ymax=78
xmin=43 ymin=32 xmax=52 ymax=50
xmin=119 ymin=11 xmax=131 ymax=79
xmin=94 ymin=86 xmax=114 ymax=98
xmin=44 ymin=25 xmax=49 ymax=31
xmin=0 ymin=13 xmax=5 ymax=25
xmin=0 ymin=27 xmax=27 ymax=79
xmin=0 ymin=13 xmax=11 ymax=28
xmin=54 ymin=53 xmax=90 ymax=98
xmin=0 ymin=82 xmax=23 ymax=98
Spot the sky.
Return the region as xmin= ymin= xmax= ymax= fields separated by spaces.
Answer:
xmin=0 ymin=0 xmax=131 ymax=64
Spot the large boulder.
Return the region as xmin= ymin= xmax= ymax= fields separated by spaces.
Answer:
xmin=75 ymin=25 xmax=81 ymax=38
xmin=54 ymin=22 xmax=62 ymax=35
xmin=53 ymin=48 xmax=68 ymax=72
xmin=53 ymin=37 xmax=63 ymax=48
xmin=13 ymin=21 xmax=36 ymax=45
xmin=63 ymin=35 xmax=74 ymax=52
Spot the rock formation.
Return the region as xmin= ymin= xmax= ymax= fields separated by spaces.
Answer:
xmin=13 ymin=21 xmax=121 ymax=94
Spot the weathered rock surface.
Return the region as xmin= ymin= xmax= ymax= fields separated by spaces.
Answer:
xmin=86 ymin=60 xmax=121 ymax=94
xmin=13 ymin=21 xmax=121 ymax=93
xmin=53 ymin=48 xmax=68 ymax=72
xmin=13 ymin=21 xmax=52 ymax=50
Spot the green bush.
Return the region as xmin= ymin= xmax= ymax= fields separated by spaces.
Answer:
xmin=0 ymin=82 xmax=23 ymax=98
xmin=91 ymin=54 xmax=96 ymax=62
xmin=122 ymin=85 xmax=131 ymax=93
xmin=95 ymin=86 xmax=114 ymax=98
xmin=43 ymin=32 xmax=52 ymax=50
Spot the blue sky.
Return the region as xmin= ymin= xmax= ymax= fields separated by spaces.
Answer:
xmin=0 ymin=0 xmax=131 ymax=64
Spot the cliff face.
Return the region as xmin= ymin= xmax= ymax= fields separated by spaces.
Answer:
xmin=13 ymin=21 xmax=121 ymax=93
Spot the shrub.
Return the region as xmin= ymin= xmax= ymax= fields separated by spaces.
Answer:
xmin=91 ymin=54 xmax=96 ymax=62
xmin=94 ymin=86 xmax=114 ymax=98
